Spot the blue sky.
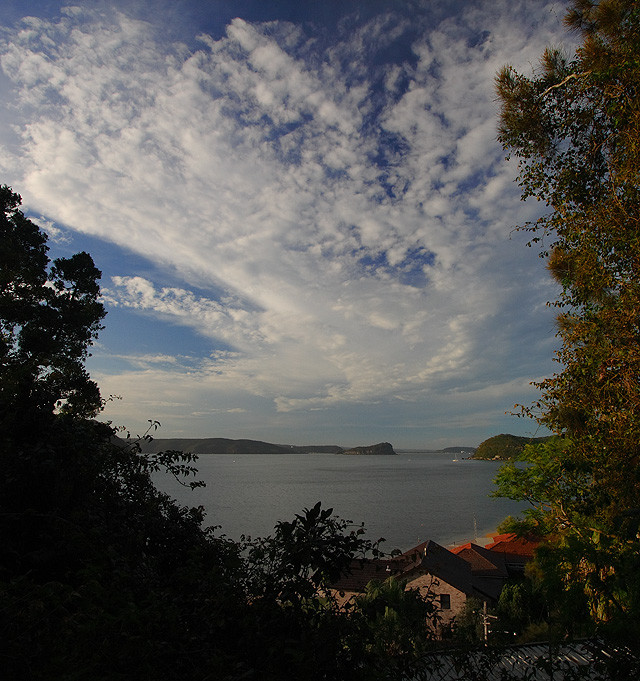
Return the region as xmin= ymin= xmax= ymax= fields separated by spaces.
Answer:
xmin=0 ymin=1 xmax=574 ymax=448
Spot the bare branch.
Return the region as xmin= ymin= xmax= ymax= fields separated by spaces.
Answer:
xmin=541 ymin=71 xmax=591 ymax=97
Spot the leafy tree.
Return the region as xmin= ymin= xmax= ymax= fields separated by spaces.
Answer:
xmin=494 ymin=0 xmax=640 ymax=639
xmin=0 ymin=185 xmax=105 ymax=427
xmin=347 ymin=576 xmax=439 ymax=673
xmin=0 ymin=187 xmax=251 ymax=680
xmin=495 ymin=577 xmax=552 ymax=641
xmin=245 ymin=501 xmax=379 ymax=605
xmin=452 ymin=596 xmax=485 ymax=644
xmin=239 ymin=503 xmax=384 ymax=680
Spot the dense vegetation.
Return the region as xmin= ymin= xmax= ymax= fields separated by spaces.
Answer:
xmin=494 ymin=0 xmax=640 ymax=646
xmin=472 ymin=434 xmax=552 ymax=461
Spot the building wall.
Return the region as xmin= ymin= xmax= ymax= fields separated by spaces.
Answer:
xmin=407 ymin=573 xmax=468 ymax=628
xmin=331 ymin=570 xmax=472 ymax=638
xmin=331 ymin=589 xmax=357 ymax=609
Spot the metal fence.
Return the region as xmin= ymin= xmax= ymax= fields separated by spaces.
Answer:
xmin=407 ymin=639 xmax=639 ymax=681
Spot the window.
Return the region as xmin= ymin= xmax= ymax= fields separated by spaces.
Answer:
xmin=439 ymin=594 xmax=451 ymax=610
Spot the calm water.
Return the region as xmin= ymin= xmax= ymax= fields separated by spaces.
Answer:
xmin=153 ymin=451 xmax=525 ymax=552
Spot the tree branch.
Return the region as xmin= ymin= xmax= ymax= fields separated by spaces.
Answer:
xmin=541 ymin=71 xmax=591 ymax=97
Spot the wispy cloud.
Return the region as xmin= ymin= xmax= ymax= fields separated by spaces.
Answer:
xmin=0 ymin=2 xmax=571 ymax=445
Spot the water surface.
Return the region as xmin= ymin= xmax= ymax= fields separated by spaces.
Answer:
xmin=153 ymin=451 xmax=525 ymax=551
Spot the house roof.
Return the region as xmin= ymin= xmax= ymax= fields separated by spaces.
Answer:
xmin=449 ymin=542 xmax=473 ymax=554
xmin=331 ymin=558 xmax=403 ymax=593
xmin=485 ymin=533 xmax=538 ymax=557
xmin=416 ymin=540 xmax=475 ymax=596
xmin=447 ymin=543 xmax=510 ymax=601
xmin=483 ymin=533 xmax=540 ymax=574
xmin=332 ymin=540 xmax=479 ymax=598
xmin=331 ymin=542 xmax=430 ymax=593
xmin=332 ymin=538 xmax=522 ymax=604
xmin=455 ymin=544 xmax=509 ymax=578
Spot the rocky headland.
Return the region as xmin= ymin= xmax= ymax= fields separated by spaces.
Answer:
xmin=340 ymin=442 xmax=396 ymax=455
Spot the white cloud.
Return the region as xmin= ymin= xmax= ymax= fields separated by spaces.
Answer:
xmin=31 ymin=215 xmax=71 ymax=243
xmin=0 ymin=2 xmax=574 ymax=445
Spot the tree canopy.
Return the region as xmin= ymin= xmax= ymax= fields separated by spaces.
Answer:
xmin=494 ymin=0 xmax=640 ymax=637
xmin=0 ymin=186 xmax=105 ymax=429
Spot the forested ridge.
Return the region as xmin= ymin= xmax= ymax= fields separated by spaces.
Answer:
xmin=472 ymin=434 xmax=552 ymax=460
xmin=134 ymin=436 xmax=343 ymax=455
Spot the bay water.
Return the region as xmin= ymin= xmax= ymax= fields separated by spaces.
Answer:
xmin=153 ymin=451 xmax=525 ymax=552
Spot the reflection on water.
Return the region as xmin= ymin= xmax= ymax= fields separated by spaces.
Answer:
xmin=153 ymin=451 xmax=525 ymax=552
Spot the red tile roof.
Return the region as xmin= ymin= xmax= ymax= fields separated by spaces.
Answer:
xmin=485 ymin=533 xmax=539 ymax=557
xmin=449 ymin=542 xmax=473 ymax=554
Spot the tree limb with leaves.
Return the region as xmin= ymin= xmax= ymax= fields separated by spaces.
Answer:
xmin=494 ymin=0 xmax=640 ymax=636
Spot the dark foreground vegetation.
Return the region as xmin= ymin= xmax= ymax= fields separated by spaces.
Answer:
xmin=2 ymin=1 xmax=640 ymax=678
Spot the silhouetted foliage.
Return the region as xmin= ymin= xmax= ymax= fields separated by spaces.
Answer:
xmin=348 ymin=577 xmax=439 ymax=673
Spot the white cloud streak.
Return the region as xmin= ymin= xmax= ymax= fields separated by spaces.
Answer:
xmin=0 ymin=2 xmax=571 ymax=445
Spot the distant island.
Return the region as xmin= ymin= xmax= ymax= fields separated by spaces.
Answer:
xmin=134 ymin=437 xmax=479 ymax=456
xmin=132 ymin=435 xmax=553 ymax=460
xmin=471 ymin=434 xmax=552 ymax=461
xmin=136 ymin=438 xmax=342 ymax=455
xmin=340 ymin=442 xmax=396 ymax=456
xmin=442 ymin=446 xmax=477 ymax=455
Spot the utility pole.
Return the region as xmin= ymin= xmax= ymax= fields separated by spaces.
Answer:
xmin=482 ymin=601 xmax=497 ymax=643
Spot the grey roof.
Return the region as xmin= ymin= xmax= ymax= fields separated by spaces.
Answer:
xmin=456 ymin=544 xmax=509 ymax=578
xmin=453 ymin=544 xmax=509 ymax=601
xmin=332 ymin=540 xmax=505 ymax=601
xmin=413 ymin=540 xmax=475 ymax=597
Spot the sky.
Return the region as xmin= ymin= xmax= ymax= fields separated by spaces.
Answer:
xmin=0 ymin=0 xmax=576 ymax=449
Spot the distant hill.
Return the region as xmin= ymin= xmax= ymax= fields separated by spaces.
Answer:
xmin=132 ymin=438 xmax=480 ymax=457
xmin=340 ymin=442 xmax=396 ymax=456
xmin=471 ymin=434 xmax=552 ymax=461
xmin=136 ymin=438 xmax=343 ymax=455
xmin=442 ymin=446 xmax=477 ymax=454
xmin=395 ymin=446 xmax=476 ymax=454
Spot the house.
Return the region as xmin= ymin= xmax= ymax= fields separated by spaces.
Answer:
xmin=333 ymin=540 xmax=498 ymax=631
xmin=332 ymin=535 xmax=540 ymax=635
